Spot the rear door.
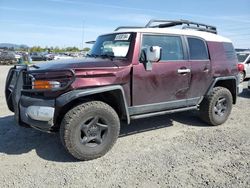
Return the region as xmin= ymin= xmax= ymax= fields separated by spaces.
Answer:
xmin=132 ymin=34 xmax=191 ymax=114
xmin=186 ymin=37 xmax=213 ymax=103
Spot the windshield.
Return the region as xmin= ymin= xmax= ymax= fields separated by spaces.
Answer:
xmin=237 ymin=53 xmax=250 ymax=63
xmin=89 ymin=33 xmax=133 ymax=58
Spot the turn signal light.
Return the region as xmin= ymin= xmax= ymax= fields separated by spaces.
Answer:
xmin=33 ymin=80 xmax=61 ymax=90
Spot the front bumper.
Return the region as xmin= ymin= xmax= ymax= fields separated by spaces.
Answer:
xmin=5 ymin=65 xmax=75 ymax=132
xmin=19 ymin=95 xmax=55 ymax=131
xmin=5 ymin=66 xmax=56 ymax=131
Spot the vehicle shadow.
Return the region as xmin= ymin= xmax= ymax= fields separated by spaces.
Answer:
xmin=120 ymin=115 xmax=173 ymax=137
xmin=0 ymin=115 xmax=174 ymax=162
xmin=0 ymin=115 xmax=76 ymax=162
xmin=168 ymin=111 xmax=214 ymax=127
xmin=238 ymin=88 xmax=250 ymax=99
xmin=0 ymin=112 xmax=207 ymax=162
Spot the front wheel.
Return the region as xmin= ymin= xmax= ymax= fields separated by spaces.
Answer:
xmin=60 ymin=101 xmax=120 ymax=160
xmin=199 ymin=87 xmax=233 ymax=126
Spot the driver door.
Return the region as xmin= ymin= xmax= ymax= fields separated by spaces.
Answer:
xmin=132 ymin=34 xmax=191 ymax=114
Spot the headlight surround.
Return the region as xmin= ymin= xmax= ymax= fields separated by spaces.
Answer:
xmin=23 ymin=69 xmax=75 ymax=91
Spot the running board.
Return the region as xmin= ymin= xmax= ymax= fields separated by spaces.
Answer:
xmin=130 ymin=106 xmax=198 ymax=120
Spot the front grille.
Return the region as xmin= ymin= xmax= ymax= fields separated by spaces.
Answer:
xmin=23 ymin=71 xmax=33 ymax=90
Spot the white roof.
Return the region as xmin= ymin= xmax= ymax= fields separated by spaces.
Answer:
xmin=112 ymin=28 xmax=232 ymax=43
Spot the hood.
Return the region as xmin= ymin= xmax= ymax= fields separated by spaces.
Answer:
xmin=33 ymin=57 xmax=122 ymax=70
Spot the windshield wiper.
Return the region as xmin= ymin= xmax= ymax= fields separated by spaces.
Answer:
xmin=87 ymin=53 xmax=115 ymax=60
xmin=99 ymin=54 xmax=115 ymax=60
xmin=86 ymin=53 xmax=98 ymax=58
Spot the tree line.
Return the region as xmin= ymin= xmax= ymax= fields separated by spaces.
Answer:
xmin=0 ymin=46 xmax=91 ymax=53
xmin=29 ymin=46 xmax=90 ymax=53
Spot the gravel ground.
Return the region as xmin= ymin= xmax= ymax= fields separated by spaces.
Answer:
xmin=0 ymin=65 xmax=249 ymax=187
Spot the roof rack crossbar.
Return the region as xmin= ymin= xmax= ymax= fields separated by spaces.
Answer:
xmin=145 ymin=19 xmax=217 ymax=34
xmin=182 ymin=26 xmax=217 ymax=34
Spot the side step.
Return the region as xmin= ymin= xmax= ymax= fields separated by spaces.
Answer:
xmin=130 ymin=106 xmax=198 ymax=120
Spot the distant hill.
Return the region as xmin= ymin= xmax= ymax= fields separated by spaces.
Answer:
xmin=0 ymin=43 xmax=29 ymax=49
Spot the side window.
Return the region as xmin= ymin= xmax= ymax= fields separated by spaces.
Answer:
xmin=142 ymin=35 xmax=184 ymax=61
xmin=223 ymin=42 xmax=237 ymax=61
xmin=188 ymin=38 xmax=209 ymax=60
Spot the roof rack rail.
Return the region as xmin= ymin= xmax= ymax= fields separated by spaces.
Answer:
xmin=115 ymin=19 xmax=217 ymax=34
xmin=114 ymin=26 xmax=144 ymax=31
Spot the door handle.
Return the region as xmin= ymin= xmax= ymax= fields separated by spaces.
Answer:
xmin=203 ymin=68 xmax=209 ymax=73
xmin=177 ymin=68 xmax=191 ymax=74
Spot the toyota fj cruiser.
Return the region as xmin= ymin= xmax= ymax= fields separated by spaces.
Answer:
xmin=5 ymin=20 xmax=242 ymax=160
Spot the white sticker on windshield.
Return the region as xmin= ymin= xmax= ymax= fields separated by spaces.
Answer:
xmin=115 ymin=34 xmax=131 ymax=41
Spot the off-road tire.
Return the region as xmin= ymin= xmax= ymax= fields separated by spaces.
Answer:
xmin=199 ymin=87 xmax=233 ymax=126
xmin=60 ymin=101 xmax=120 ymax=160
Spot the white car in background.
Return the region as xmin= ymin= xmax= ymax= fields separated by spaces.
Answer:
xmin=236 ymin=51 xmax=250 ymax=82
xmin=53 ymin=54 xmax=73 ymax=60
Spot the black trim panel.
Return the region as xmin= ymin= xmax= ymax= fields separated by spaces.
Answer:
xmin=130 ymin=106 xmax=197 ymax=120
xmin=128 ymin=97 xmax=200 ymax=115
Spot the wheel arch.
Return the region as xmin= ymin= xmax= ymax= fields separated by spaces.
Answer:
xmin=206 ymin=76 xmax=237 ymax=104
xmin=55 ymin=85 xmax=130 ymax=128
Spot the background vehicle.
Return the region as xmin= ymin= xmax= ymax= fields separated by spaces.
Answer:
xmin=5 ymin=19 xmax=241 ymax=161
xmin=53 ymin=54 xmax=73 ymax=60
xmin=30 ymin=52 xmax=48 ymax=61
xmin=44 ymin=53 xmax=55 ymax=60
xmin=0 ymin=50 xmax=17 ymax=65
xmin=236 ymin=51 xmax=250 ymax=82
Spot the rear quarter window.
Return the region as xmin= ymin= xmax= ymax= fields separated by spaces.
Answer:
xmin=188 ymin=37 xmax=209 ymax=60
xmin=223 ymin=43 xmax=237 ymax=61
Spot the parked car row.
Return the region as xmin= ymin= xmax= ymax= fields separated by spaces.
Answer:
xmin=0 ymin=50 xmax=87 ymax=65
xmin=30 ymin=52 xmax=86 ymax=61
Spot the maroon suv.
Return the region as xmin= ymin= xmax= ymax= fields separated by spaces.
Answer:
xmin=5 ymin=20 xmax=241 ymax=160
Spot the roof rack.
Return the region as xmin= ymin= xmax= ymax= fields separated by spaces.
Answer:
xmin=114 ymin=26 xmax=144 ymax=31
xmin=115 ymin=19 xmax=217 ymax=34
xmin=85 ymin=40 xmax=96 ymax=44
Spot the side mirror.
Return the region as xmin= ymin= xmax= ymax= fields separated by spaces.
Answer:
xmin=146 ymin=46 xmax=161 ymax=62
xmin=141 ymin=46 xmax=161 ymax=71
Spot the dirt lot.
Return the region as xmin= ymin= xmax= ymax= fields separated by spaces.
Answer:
xmin=0 ymin=65 xmax=249 ymax=187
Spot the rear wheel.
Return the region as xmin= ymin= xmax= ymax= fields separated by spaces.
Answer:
xmin=60 ymin=101 xmax=120 ymax=160
xmin=199 ymin=87 xmax=233 ymax=126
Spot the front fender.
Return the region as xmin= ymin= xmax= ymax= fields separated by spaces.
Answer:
xmin=56 ymin=85 xmax=130 ymax=124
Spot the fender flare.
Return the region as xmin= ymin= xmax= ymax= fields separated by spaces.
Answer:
xmin=56 ymin=85 xmax=130 ymax=124
xmin=205 ymin=76 xmax=238 ymax=104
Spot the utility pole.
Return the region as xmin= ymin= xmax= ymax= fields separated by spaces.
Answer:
xmin=82 ymin=20 xmax=85 ymax=50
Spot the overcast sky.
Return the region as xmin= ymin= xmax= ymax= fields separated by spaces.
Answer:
xmin=0 ymin=0 xmax=249 ymax=48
